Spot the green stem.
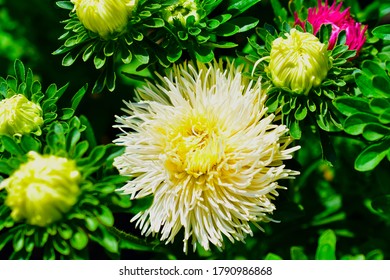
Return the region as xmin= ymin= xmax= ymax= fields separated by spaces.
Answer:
xmin=107 ymin=226 xmax=168 ymax=254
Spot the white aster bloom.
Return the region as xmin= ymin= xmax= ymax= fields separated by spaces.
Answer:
xmin=113 ymin=60 xmax=300 ymax=253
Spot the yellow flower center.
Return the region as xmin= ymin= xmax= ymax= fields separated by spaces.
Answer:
xmin=166 ymin=112 xmax=222 ymax=178
xmin=0 ymin=94 xmax=43 ymax=137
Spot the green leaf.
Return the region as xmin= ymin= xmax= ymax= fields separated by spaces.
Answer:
xmin=216 ymin=23 xmax=240 ymax=36
xmin=203 ymin=0 xmax=223 ymax=14
xmin=73 ymin=140 xmax=89 ymax=158
xmin=62 ymin=49 xmax=81 ymax=67
xmin=56 ymin=1 xmax=74 ymax=10
xmin=1 ymin=136 xmax=24 ymax=156
xmin=58 ymin=224 xmax=73 ymax=240
xmin=13 ymin=229 xmax=25 ymax=252
xmin=264 ymin=253 xmax=283 ymax=260
xmin=70 ymin=228 xmax=89 ymax=250
xmin=0 ymin=160 xmax=14 ymax=175
xmin=315 ymin=229 xmax=336 ymax=260
xmin=53 ymin=237 xmax=71 ymax=255
xmin=371 ymin=195 xmax=390 ymax=217
xmin=344 ymin=113 xmax=378 ymax=135
xmin=333 ymin=96 xmax=371 ymax=117
xmin=225 ymin=0 xmax=262 ymax=17
xmin=228 ymin=17 xmax=259 ymax=33
xmin=71 ymin=84 xmax=88 ymax=111
xmin=362 ymin=123 xmax=390 ymax=141
xmin=132 ymin=46 xmax=149 ymax=64
xmin=20 ymin=135 xmax=41 ymax=152
xmin=14 ymin=59 xmax=25 ymax=84
xmin=143 ymin=18 xmax=165 ymax=28
xmin=372 ymin=24 xmax=390 ymax=40
xmin=379 ymin=109 xmax=390 ymax=124
xmin=370 ymin=98 xmax=390 ymax=115
xmin=290 ymin=120 xmax=302 ymax=139
xmin=0 ymin=233 xmax=13 ymax=250
xmin=80 ymin=116 xmax=97 ymax=149
xmin=193 ymin=46 xmax=214 ymax=63
xmin=93 ymin=227 xmax=118 ymax=253
xmin=290 ymin=246 xmax=308 ymax=260
xmin=270 ymin=0 xmax=288 ymax=28
xmin=294 ymin=104 xmax=308 ymax=121
xmin=95 ymin=205 xmax=115 ymax=227
xmin=355 ymin=140 xmax=390 ymax=171
xmin=372 ymin=76 xmax=390 ymax=96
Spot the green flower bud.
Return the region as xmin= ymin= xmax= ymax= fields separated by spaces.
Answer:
xmin=162 ymin=0 xmax=199 ymax=26
xmin=0 ymin=152 xmax=81 ymax=227
xmin=71 ymin=0 xmax=138 ymax=38
xmin=0 ymin=94 xmax=43 ymax=137
xmin=268 ymin=28 xmax=330 ymax=95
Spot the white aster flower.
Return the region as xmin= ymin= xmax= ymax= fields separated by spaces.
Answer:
xmin=113 ymin=60 xmax=300 ymax=253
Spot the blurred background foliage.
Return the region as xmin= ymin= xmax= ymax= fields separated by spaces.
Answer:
xmin=0 ymin=0 xmax=390 ymax=260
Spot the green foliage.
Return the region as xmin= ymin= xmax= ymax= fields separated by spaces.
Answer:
xmin=334 ymin=60 xmax=390 ymax=171
xmin=55 ymin=0 xmax=261 ymax=93
xmin=266 ymin=230 xmax=383 ymax=260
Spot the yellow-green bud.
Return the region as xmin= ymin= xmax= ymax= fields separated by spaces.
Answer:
xmin=162 ymin=0 xmax=199 ymax=26
xmin=0 ymin=151 xmax=81 ymax=227
xmin=0 ymin=94 xmax=43 ymax=137
xmin=268 ymin=28 xmax=330 ymax=95
xmin=71 ymin=0 xmax=138 ymax=38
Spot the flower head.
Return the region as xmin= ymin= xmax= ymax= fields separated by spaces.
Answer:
xmin=71 ymin=0 xmax=137 ymax=38
xmin=268 ymin=28 xmax=330 ymax=95
xmin=0 ymin=151 xmax=81 ymax=227
xmin=295 ymin=0 xmax=367 ymax=54
xmin=162 ymin=0 xmax=200 ymax=26
xmin=0 ymin=94 xmax=43 ymax=137
xmin=113 ymin=60 xmax=300 ymax=253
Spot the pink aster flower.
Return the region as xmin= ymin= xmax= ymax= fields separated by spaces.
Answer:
xmin=295 ymin=0 xmax=367 ymax=55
